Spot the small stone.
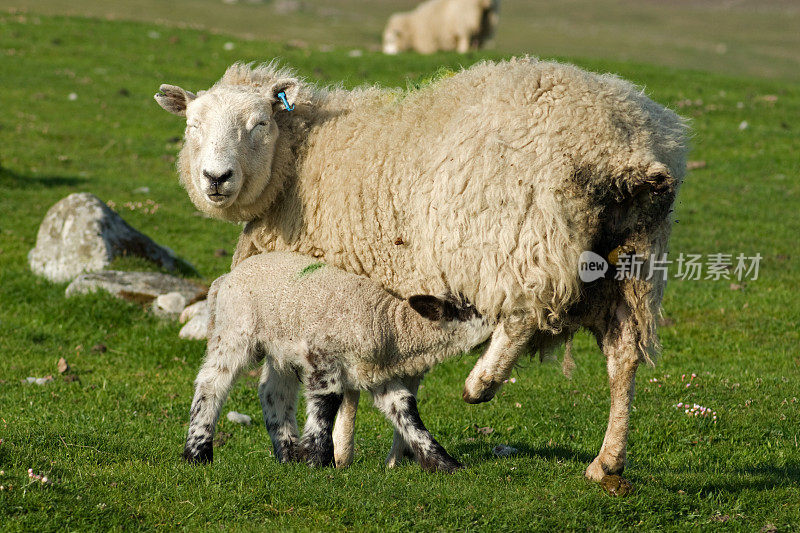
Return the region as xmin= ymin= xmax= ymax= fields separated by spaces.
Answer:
xmin=57 ymin=357 xmax=70 ymax=374
xmin=92 ymin=343 xmax=107 ymax=353
xmin=492 ymin=444 xmax=518 ymax=457
xmin=154 ymin=292 xmax=187 ymax=315
xmin=475 ymin=425 xmax=494 ymax=435
xmin=133 ymin=186 xmax=150 ymax=194
xmin=738 ymin=120 xmax=749 ymax=131
xmin=686 ymin=160 xmax=707 ymax=170
xmin=214 ymin=248 xmax=228 ymax=257
xmin=348 ymin=49 xmax=363 ymax=58
xmin=223 ymin=42 xmax=235 ymax=51
xmin=68 ymin=92 xmax=78 ymax=101
xmin=226 ymin=411 xmax=252 ymax=425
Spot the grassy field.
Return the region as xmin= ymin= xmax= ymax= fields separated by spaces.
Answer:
xmin=1 ymin=9 xmax=799 ymax=532
xmin=4 ymin=0 xmax=800 ymax=84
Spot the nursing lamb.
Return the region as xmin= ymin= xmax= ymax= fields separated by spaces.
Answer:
xmin=156 ymin=57 xmax=688 ymax=482
xmin=183 ymin=251 xmax=493 ymax=471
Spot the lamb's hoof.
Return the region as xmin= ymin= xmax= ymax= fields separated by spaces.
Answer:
xmin=434 ymin=457 xmax=464 ymax=474
xmin=385 ymin=447 xmax=415 ymax=469
xmin=599 ymin=475 xmax=634 ymax=497
xmin=182 ymin=442 xmax=213 ymax=464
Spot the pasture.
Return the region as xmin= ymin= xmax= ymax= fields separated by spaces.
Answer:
xmin=0 ymin=7 xmax=799 ymax=531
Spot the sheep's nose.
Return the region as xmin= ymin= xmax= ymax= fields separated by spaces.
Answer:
xmin=203 ymin=168 xmax=233 ymax=185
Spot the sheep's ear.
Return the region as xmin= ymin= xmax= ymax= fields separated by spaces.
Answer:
xmin=154 ymin=84 xmax=196 ymax=117
xmin=408 ymin=295 xmax=450 ymax=321
xmin=271 ymin=78 xmax=300 ymax=112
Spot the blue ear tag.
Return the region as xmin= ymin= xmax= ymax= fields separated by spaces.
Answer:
xmin=276 ymin=91 xmax=294 ymax=111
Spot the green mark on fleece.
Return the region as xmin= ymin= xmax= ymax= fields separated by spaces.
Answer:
xmin=299 ymin=262 xmax=325 ymax=277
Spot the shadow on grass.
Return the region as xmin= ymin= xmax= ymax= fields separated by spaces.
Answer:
xmin=0 ymin=166 xmax=87 ymax=189
xmin=455 ymin=440 xmax=595 ymax=465
xmin=660 ymin=463 xmax=800 ymax=493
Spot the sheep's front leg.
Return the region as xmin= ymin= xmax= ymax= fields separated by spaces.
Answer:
xmin=372 ymin=380 xmax=462 ymax=473
xmin=586 ymin=303 xmax=640 ymax=482
xmin=184 ymin=337 xmax=254 ymax=464
xmin=463 ymin=313 xmax=535 ymax=403
xmin=332 ymin=389 xmax=359 ymax=468
xmin=258 ymin=361 xmax=301 ymax=463
xmin=298 ymin=351 xmax=344 ymax=467
xmin=385 ymin=374 xmax=421 ymax=468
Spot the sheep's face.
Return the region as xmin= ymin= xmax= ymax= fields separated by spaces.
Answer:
xmin=155 ymin=79 xmax=299 ymax=221
xmin=382 ymin=14 xmax=408 ymax=55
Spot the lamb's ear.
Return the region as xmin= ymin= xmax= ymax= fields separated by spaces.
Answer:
xmin=271 ymin=78 xmax=301 ymax=112
xmin=408 ymin=295 xmax=450 ymax=322
xmin=154 ymin=84 xmax=196 ymax=117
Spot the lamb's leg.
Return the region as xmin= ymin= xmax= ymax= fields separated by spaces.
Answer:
xmin=183 ymin=336 xmax=254 ymax=464
xmin=586 ymin=302 xmax=640 ymax=482
xmin=332 ymin=389 xmax=359 ymax=468
xmin=298 ymin=353 xmax=344 ymax=467
xmin=385 ymin=374 xmax=421 ymax=468
xmin=258 ymin=360 xmax=301 ymax=463
xmin=372 ymin=380 xmax=462 ymax=473
xmin=462 ymin=313 xmax=535 ymax=403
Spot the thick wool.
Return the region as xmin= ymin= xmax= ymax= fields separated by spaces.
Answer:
xmin=183 ymin=251 xmax=492 ymax=470
xmin=382 ymin=0 xmax=499 ymax=54
xmin=157 ymin=57 xmax=688 ymax=480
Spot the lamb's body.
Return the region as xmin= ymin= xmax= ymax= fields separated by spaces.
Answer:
xmin=184 ymin=252 xmax=492 ymax=470
xmin=157 ymin=57 xmax=688 ymax=481
xmin=382 ymin=0 xmax=499 ymax=55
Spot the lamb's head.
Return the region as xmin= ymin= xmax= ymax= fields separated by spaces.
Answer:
xmin=155 ymin=64 xmax=303 ymax=222
xmin=408 ymin=295 xmax=494 ymax=350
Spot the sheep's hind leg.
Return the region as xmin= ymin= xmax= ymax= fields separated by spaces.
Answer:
xmin=332 ymin=389 xmax=359 ymax=468
xmin=298 ymin=353 xmax=344 ymax=467
xmin=258 ymin=360 xmax=301 ymax=463
xmin=372 ymin=380 xmax=462 ymax=473
xmin=586 ymin=302 xmax=640 ymax=483
xmin=385 ymin=375 xmax=421 ymax=468
xmin=184 ymin=335 xmax=255 ymax=464
xmin=463 ymin=313 xmax=535 ymax=404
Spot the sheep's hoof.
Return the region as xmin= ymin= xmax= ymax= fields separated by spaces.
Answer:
xmin=599 ymin=475 xmax=634 ymax=497
xmin=461 ymin=380 xmax=500 ymax=404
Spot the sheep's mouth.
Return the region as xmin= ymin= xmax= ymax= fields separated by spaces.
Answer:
xmin=206 ymin=192 xmax=230 ymax=203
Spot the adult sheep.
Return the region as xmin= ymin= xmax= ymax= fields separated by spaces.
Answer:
xmin=155 ymin=57 xmax=687 ymax=482
xmin=382 ymin=0 xmax=499 ymax=55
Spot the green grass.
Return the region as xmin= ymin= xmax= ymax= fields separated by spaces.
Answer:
xmin=1 ymin=12 xmax=799 ymax=532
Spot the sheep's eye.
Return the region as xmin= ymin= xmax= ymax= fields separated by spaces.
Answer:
xmin=254 ymin=121 xmax=269 ymax=129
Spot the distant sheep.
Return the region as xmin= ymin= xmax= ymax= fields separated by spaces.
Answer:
xmin=382 ymin=0 xmax=499 ymax=54
xmin=183 ymin=251 xmax=493 ymax=471
xmin=156 ymin=57 xmax=687 ymax=482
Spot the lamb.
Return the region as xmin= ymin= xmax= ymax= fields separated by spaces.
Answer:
xmin=183 ymin=251 xmax=493 ymax=472
xmin=382 ymin=0 xmax=499 ymax=55
xmin=155 ymin=57 xmax=688 ymax=482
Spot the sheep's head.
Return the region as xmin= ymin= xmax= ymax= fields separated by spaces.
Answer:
xmin=155 ymin=67 xmax=301 ymax=222
xmin=382 ymin=14 xmax=410 ymax=55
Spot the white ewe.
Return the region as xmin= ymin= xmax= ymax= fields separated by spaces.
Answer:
xmin=183 ymin=251 xmax=492 ymax=471
xmin=156 ymin=57 xmax=688 ymax=482
xmin=382 ymin=0 xmax=500 ymax=55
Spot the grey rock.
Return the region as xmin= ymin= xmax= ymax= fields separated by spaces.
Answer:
xmin=28 ymin=192 xmax=192 ymax=282
xmin=66 ymin=270 xmax=206 ymax=308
